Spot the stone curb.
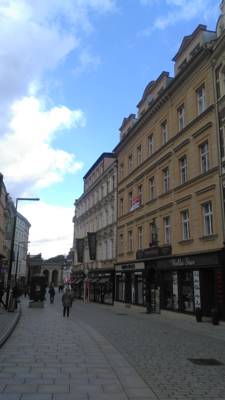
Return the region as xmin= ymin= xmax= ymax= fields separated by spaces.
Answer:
xmin=0 ymin=306 xmax=21 ymax=349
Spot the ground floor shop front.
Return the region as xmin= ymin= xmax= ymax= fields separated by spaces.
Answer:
xmin=115 ymin=249 xmax=225 ymax=319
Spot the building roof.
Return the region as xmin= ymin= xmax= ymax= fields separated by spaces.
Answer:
xmin=83 ymin=152 xmax=116 ymax=180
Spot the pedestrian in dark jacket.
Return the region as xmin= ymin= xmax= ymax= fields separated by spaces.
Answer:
xmin=49 ymin=285 xmax=55 ymax=304
xmin=62 ymin=289 xmax=72 ymax=317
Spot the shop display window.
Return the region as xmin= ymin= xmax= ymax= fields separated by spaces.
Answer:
xmin=181 ymin=271 xmax=194 ymax=312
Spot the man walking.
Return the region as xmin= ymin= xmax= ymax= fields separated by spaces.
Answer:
xmin=62 ymin=288 xmax=72 ymax=317
xmin=48 ymin=285 xmax=55 ymax=304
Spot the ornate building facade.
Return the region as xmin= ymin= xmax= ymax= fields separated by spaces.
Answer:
xmin=114 ymin=11 xmax=225 ymax=318
xmin=72 ymin=153 xmax=117 ymax=304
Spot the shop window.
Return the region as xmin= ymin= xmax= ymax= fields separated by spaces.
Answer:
xmin=202 ymin=201 xmax=213 ymax=236
xmin=199 ymin=141 xmax=209 ymax=173
xmin=180 ymin=271 xmax=194 ymax=313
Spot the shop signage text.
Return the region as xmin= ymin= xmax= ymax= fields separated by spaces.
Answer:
xmin=170 ymin=257 xmax=195 ymax=267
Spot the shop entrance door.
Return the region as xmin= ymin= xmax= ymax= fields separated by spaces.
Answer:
xmin=200 ymin=269 xmax=215 ymax=316
xmin=124 ymin=272 xmax=132 ymax=304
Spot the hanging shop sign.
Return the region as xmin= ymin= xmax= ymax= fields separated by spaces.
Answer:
xmin=87 ymin=232 xmax=97 ymax=260
xmin=130 ymin=196 xmax=141 ymax=212
xmin=76 ymin=238 xmax=84 ymax=263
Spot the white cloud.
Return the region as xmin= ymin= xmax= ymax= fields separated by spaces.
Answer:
xmin=74 ymin=49 xmax=101 ymax=76
xmin=139 ymin=0 xmax=219 ymax=34
xmin=20 ymin=201 xmax=74 ymax=259
xmin=0 ymin=96 xmax=85 ymax=195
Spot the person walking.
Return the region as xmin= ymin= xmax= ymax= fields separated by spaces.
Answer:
xmin=48 ymin=285 xmax=55 ymax=304
xmin=62 ymin=288 xmax=72 ymax=317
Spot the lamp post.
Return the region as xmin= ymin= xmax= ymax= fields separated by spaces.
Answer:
xmin=15 ymin=241 xmax=30 ymax=285
xmin=6 ymin=197 xmax=39 ymax=309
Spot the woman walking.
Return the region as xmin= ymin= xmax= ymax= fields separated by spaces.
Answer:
xmin=62 ymin=288 xmax=72 ymax=317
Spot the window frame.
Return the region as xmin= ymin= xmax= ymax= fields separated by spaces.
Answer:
xmin=137 ymin=226 xmax=143 ymax=249
xmin=202 ymin=201 xmax=213 ymax=236
xmin=179 ymin=155 xmax=188 ymax=184
xmin=199 ymin=141 xmax=209 ymax=173
xmin=196 ymin=85 xmax=206 ymax=115
xmin=161 ymin=120 xmax=168 ymax=145
xmin=128 ymin=230 xmax=133 ymax=252
xmin=163 ymin=167 xmax=170 ymax=193
xmin=181 ymin=209 xmax=190 ymax=241
xmin=163 ymin=216 xmax=171 ymax=244
xmin=148 ymin=134 xmax=154 ymax=156
xmin=137 ymin=145 xmax=142 ymax=166
xmin=149 ymin=176 xmax=156 ymax=200
xmin=177 ymin=104 xmax=185 ymax=131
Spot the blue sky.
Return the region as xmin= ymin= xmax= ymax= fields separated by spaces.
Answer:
xmin=0 ymin=0 xmax=221 ymax=258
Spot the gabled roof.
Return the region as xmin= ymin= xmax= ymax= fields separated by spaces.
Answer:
xmin=172 ymin=24 xmax=207 ymax=62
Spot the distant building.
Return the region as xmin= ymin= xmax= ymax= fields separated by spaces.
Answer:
xmin=0 ymin=174 xmax=8 ymax=284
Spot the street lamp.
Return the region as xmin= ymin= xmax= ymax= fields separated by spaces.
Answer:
xmin=15 ymin=241 xmax=30 ymax=285
xmin=6 ymin=197 xmax=40 ymax=309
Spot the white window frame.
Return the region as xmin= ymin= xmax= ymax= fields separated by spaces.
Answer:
xmin=179 ymin=155 xmax=188 ymax=184
xmin=181 ymin=209 xmax=190 ymax=241
xmin=163 ymin=167 xmax=170 ymax=193
xmin=164 ymin=216 xmax=171 ymax=244
xmin=161 ymin=121 xmax=168 ymax=145
xmin=119 ymin=233 xmax=124 ymax=254
xmin=197 ymin=85 xmax=205 ymax=114
xmin=148 ymin=134 xmax=154 ymax=156
xmin=202 ymin=201 xmax=213 ymax=236
xmin=200 ymin=141 xmax=209 ymax=173
xmin=178 ymin=104 xmax=185 ymax=131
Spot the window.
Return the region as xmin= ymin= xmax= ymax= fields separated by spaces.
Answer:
xmin=215 ymin=66 xmax=221 ymax=99
xmin=128 ymin=191 xmax=133 ymax=211
xmin=163 ymin=216 xmax=171 ymax=244
xmin=128 ymin=154 xmax=133 ymax=172
xmin=181 ymin=209 xmax=190 ymax=240
xmin=179 ymin=156 xmax=188 ymax=184
xmin=119 ymin=198 xmax=124 ymax=216
xmin=149 ymin=176 xmax=156 ymax=200
xmin=196 ymin=85 xmax=205 ymax=114
xmin=128 ymin=230 xmax=133 ymax=252
xmin=161 ymin=120 xmax=168 ymax=145
xmin=200 ymin=141 xmax=209 ymax=173
xmin=138 ymin=226 xmax=143 ymax=249
xmin=148 ymin=134 xmax=154 ymax=155
xmin=177 ymin=104 xmax=185 ymax=131
xmin=138 ymin=184 xmax=143 ymax=205
xmin=202 ymin=202 xmax=213 ymax=236
xmin=119 ymin=163 xmax=124 ymax=180
xmin=150 ymin=219 xmax=158 ymax=245
xmin=119 ymin=233 xmax=124 ymax=254
xmin=163 ymin=167 xmax=170 ymax=193
xmin=137 ymin=145 xmax=142 ymax=165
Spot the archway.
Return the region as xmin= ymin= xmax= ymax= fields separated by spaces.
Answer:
xmin=52 ymin=270 xmax=58 ymax=286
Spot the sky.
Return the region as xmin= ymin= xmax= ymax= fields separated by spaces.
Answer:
xmin=0 ymin=0 xmax=221 ymax=259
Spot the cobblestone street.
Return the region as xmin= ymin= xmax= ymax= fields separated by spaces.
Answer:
xmin=72 ymin=298 xmax=225 ymax=400
xmin=0 ymin=294 xmax=225 ymax=399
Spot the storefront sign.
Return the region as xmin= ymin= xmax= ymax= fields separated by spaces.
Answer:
xmin=136 ymin=245 xmax=171 ymax=260
xmin=116 ymin=262 xmax=144 ymax=272
xmin=170 ymin=257 xmax=195 ymax=267
xmin=193 ymin=270 xmax=201 ymax=309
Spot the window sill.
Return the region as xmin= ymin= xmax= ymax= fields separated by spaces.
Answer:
xmin=178 ymin=239 xmax=194 ymax=245
xmin=199 ymin=234 xmax=218 ymax=241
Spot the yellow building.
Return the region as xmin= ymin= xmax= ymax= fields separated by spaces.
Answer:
xmin=114 ymin=18 xmax=225 ymax=318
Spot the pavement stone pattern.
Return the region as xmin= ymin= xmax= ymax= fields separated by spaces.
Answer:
xmin=72 ymin=300 xmax=225 ymax=400
xmin=0 ymin=296 xmax=157 ymax=400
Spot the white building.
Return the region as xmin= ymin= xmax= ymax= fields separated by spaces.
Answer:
xmin=12 ymin=212 xmax=31 ymax=285
xmin=73 ymin=153 xmax=117 ymax=275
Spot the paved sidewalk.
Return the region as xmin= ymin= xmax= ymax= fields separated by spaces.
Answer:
xmin=0 ymin=299 xmax=157 ymax=400
xmin=0 ymin=305 xmax=21 ymax=348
